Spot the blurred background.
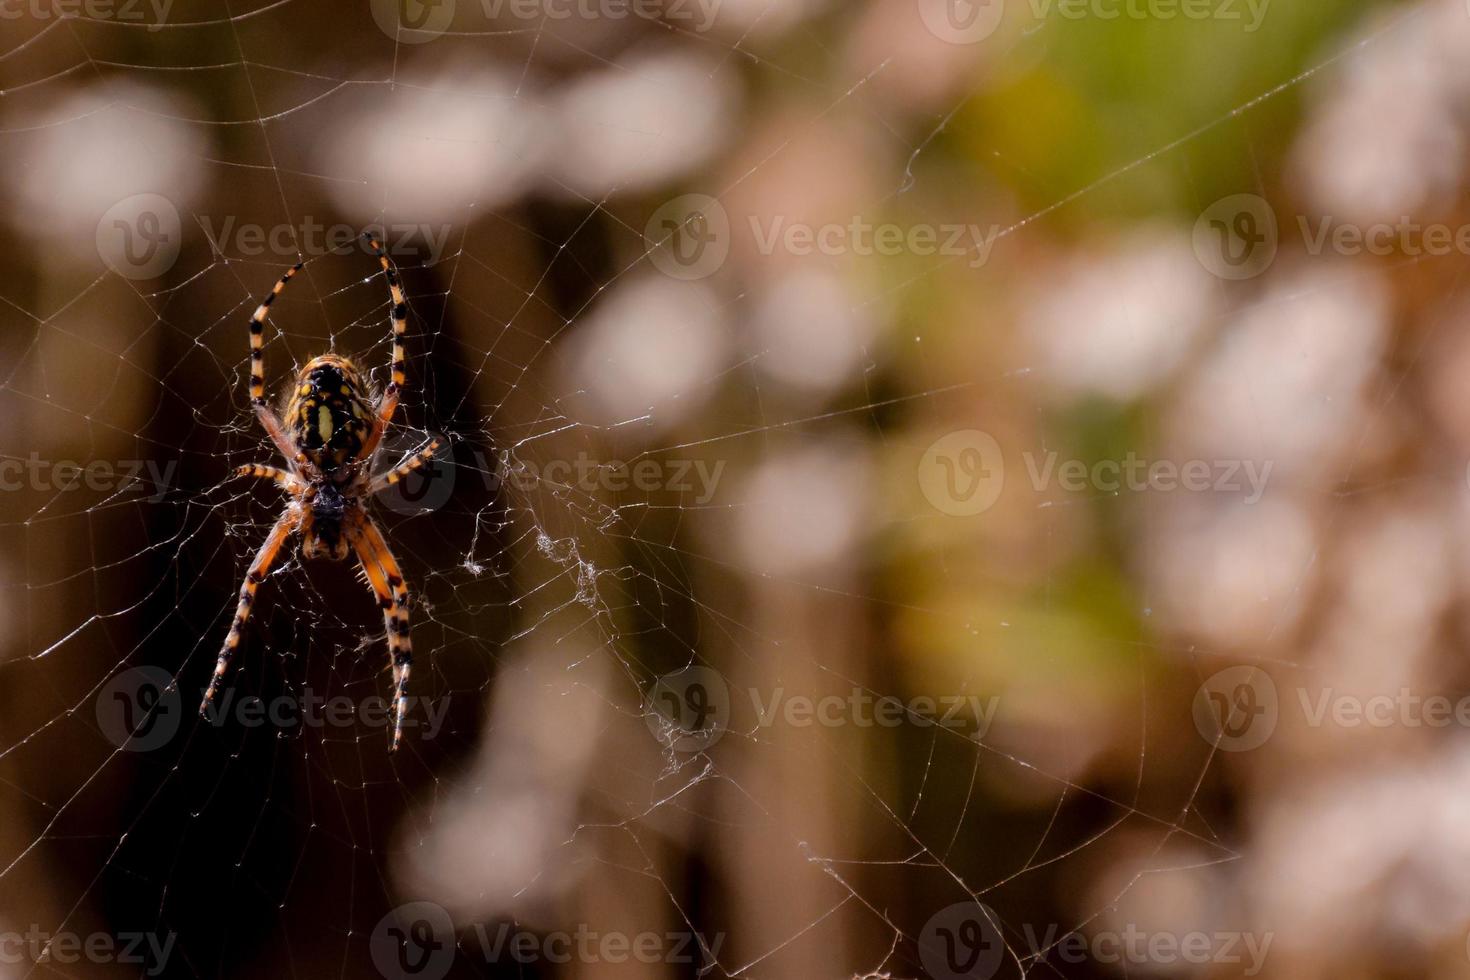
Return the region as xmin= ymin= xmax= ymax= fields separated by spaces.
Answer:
xmin=1 ymin=0 xmax=1468 ymax=976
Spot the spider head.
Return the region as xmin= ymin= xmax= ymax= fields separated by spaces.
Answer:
xmin=301 ymin=482 xmax=353 ymax=561
xmin=286 ymin=355 xmax=375 ymax=479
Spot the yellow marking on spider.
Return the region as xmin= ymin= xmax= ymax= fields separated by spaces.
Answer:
xmin=317 ymin=406 xmax=334 ymax=442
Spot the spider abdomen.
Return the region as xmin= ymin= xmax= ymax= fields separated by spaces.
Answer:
xmin=286 ymin=355 xmax=374 ymax=476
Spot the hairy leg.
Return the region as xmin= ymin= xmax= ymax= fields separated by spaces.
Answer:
xmin=200 ymin=509 xmax=300 ymax=715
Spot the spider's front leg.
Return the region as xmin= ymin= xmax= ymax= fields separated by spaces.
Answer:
xmin=356 ymin=235 xmax=408 ymax=464
xmin=236 ymin=464 xmax=304 ymax=495
xmin=244 ymin=262 xmax=321 ymax=478
xmin=201 ymin=508 xmax=300 ymax=716
xmin=347 ymin=510 xmax=414 ymax=752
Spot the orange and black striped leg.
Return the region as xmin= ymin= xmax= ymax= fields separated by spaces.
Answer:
xmin=200 ymin=509 xmax=300 ymax=716
xmin=356 ymin=235 xmax=407 ymax=463
xmin=368 ymin=439 xmax=442 ymax=496
xmin=348 ymin=512 xmax=413 ymax=752
xmin=235 ymin=464 xmax=304 ymax=495
xmin=247 ymin=262 xmax=317 ymax=472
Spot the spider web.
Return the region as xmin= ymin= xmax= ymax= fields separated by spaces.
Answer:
xmin=0 ymin=0 xmax=1453 ymax=977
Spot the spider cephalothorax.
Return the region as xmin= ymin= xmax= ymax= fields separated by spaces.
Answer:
xmin=203 ymin=237 xmax=441 ymax=752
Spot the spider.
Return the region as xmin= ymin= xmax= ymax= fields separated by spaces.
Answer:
xmin=200 ymin=236 xmax=441 ymax=752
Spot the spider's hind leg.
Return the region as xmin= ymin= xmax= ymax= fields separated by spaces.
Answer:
xmin=347 ymin=511 xmax=414 ymax=753
xmin=201 ymin=509 xmax=299 ymax=716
